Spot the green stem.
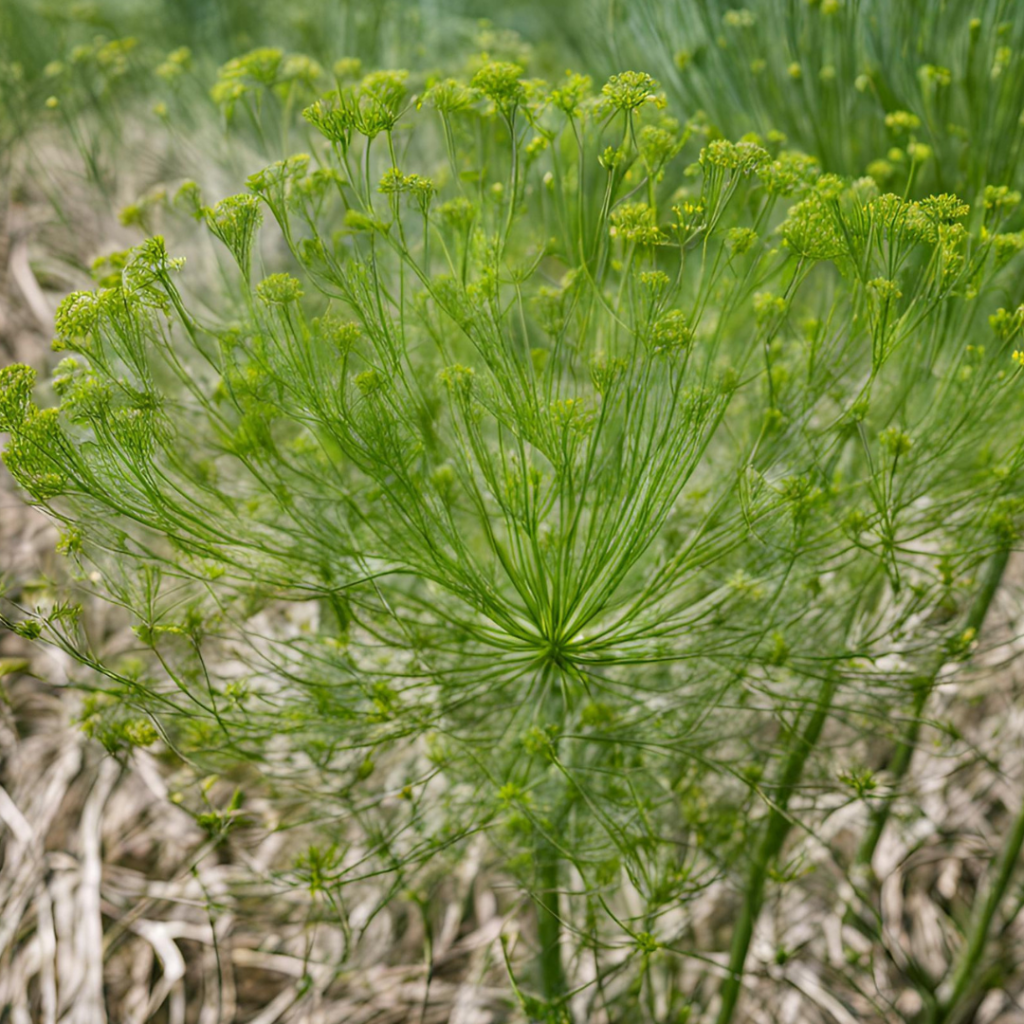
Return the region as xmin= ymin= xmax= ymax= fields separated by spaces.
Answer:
xmin=535 ymin=834 xmax=568 ymax=1011
xmin=502 ymin=109 xmax=519 ymax=252
xmin=530 ymin=673 xmax=569 ymax=1018
xmin=855 ymin=547 xmax=1010 ymax=872
xmin=931 ymin=774 xmax=1024 ymax=1022
xmin=716 ymin=672 xmax=838 ymax=1024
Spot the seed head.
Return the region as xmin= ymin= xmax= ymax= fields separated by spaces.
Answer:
xmin=879 ymin=426 xmax=912 ymax=457
xmin=610 ymin=202 xmax=665 ymax=246
xmin=437 ymin=197 xmax=475 ymax=233
xmin=884 ymin=110 xmax=921 ymax=133
xmin=991 ymin=306 xmax=1024 ymax=340
xmin=589 ymin=352 xmax=627 ymax=393
xmin=639 ymin=124 xmax=679 ymax=170
xmin=701 ymin=139 xmax=770 ymax=174
xmin=754 ymin=291 xmax=786 ymax=325
xmin=256 ymin=273 xmax=304 ymax=305
xmin=55 ymin=290 xmax=103 ymax=344
xmin=303 ymin=93 xmax=357 ymax=144
xmin=0 ymin=364 xmax=36 ymax=431
xmin=906 ymin=141 xmax=932 ymax=163
xmin=759 ymin=150 xmax=820 ymax=196
xmin=156 ymin=46 xmax=191 ymax=81
xmin=918 ymin=63 xmax=951 ymax=88
xmin=437 ymin=364 xmax=475 ymax=397
xmin=549 ymin=397 xmax=593 ymax=436
xmin=359 ymin=69 xmax=408 ymax=115
xmin=727 ymin=226 xmax=759 ymax=256
xmin=333 ymin=57 xmax=362 ymax=80
xmin=550 ymin=71 xmax=592 ymax=116
xmin=217 ymin=48 xmax=284 ymax=89
xmin=427 ymin=77 xmax=473 ymax=115
xmin=638 ymin=269 xmax=670 ymax=291
xmin=918 ymin=193 xmax=970 ymax=223
xmin=280 ymin=55 xmax=323 ymax=88
xmin=601 ymin=70 xmax=660 ymax=112
xmin=471 ymin=61 xmax=525 ymax=115
xmin=1 ymin=407 xmax=69 ymax=498
xmin=992 ymin=231 xmax=1024 ymax=265
xmin=984 ymin=185 xmax=1022 ymax=213
xmin=205 ymin=194 xmax=263 ymax=275
xmin=781 ymin=195 xmax=845 ymax=260
xmin=723 ymin=9 xmax=756 ymax=28
xmin=867 ymin=277 xmax=903 ymax=302
xmin=650 ymin=310 xmax=693 ymax=353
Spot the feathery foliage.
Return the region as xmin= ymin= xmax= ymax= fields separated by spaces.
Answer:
xmin=3 ymin=7 xmax=1024 ymax=1023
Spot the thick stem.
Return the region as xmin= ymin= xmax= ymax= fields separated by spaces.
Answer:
xmin=855 ymin=547 xmax=1011 ymax=873
xmin=531 ymin=673 xmax=569 ymax=1016
xmin=716 ymin=673 xmax=838 ymax=1024
xmin=535 ymin=834 xmax=568 ymax=1009
xmin=933 ymin=786 xmax=1024 ymax=1023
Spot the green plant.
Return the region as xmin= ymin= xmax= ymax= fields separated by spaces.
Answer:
xmin=3 ymin=43 xmax=1024 ymax=1024
xmin=544 ymin=0 xmax=1024 ymax=197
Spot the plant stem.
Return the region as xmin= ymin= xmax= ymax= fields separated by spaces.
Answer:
xmin=716 ymin=672 xmax=838 ymax=1024
xmin=531 ymin=673 xmax=569 ymax=1018
xmin=535 ymin=832 xmax=568 ymax=1011
xmin=931 ymin=781 xmax=1024 ymax=1023
xmin=855 ymin=547 xmax=1010 ymax=873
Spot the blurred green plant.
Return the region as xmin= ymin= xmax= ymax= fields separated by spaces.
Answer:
xmin=539 ymin=0 xmax=1024 ymax=197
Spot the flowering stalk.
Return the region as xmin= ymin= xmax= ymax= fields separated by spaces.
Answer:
xmin=853 ymin=545 xmax=1012 ymax=874
xmin=932 ymin=785 xmax=1024 ymax=1023
xmin=560 ymin=0 xmax=1024 ymax=198
xmin=716 ymin=672 xmax=838 ymax=1024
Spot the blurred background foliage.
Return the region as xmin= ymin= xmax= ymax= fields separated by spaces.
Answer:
xmin=4 ymin=0 xmax=1024 ymax=194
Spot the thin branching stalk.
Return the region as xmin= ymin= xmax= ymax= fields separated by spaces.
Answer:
xmin=854 ymin=547 xmax=1011 ymax=874
xmin=716 ymin=672 xmax=839 ymax=1024
xmin=931 ymin=784 xmax=1024 ymax=1023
